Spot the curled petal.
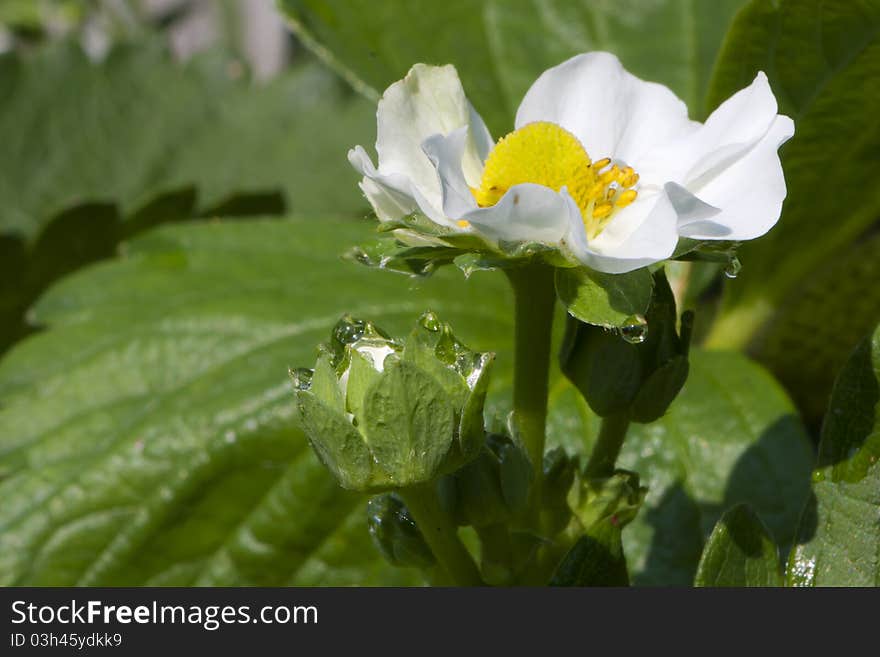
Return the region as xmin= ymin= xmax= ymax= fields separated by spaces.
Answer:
xmin=566 ymin=190 xmax=678 ymax=274
xmin=380 ymin=64 xmax=490 ymax=199
xmin=421 ymin=128 xmax=480 ymax=220
xmin=348 ymin=145 xmax=450 ymax=226
xmin=676 ymin=115 xmax=795 ymax=240
xmin=461 ymin=183 xmax=577 ymax=244
xmin=640 ymin=72 xmax=786 ymax=187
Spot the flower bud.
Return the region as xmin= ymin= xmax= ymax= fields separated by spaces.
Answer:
xmin=292 ymin=312 xmax=494 ymax=492
xmin=560 ymin=269 xmax=692 ymax=422
xmin=569 ymin=469 xmax=647 ymax=532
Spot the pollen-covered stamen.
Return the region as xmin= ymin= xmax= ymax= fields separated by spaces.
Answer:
xmin=470 ymin=121 xmax=639 ymax=240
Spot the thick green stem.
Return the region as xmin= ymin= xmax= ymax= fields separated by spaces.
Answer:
xmin=584 ymin=412 xmax=631 ymax=479
xmin=400 ymin=484 xmax=483 ymax=586
xmin=505 ymin=263 xmax=557 ymax=489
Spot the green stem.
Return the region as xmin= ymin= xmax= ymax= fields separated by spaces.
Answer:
xmin=504 ymin=263 xmax=557 ymax=490
xmin=584 ymin=412 xmax=631 ymax=479
xmin=400 ymin=484 xmax=483 ymax=586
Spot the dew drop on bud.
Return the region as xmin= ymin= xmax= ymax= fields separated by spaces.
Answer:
xmin=332 ymin=316 xmax=366 ymax=346
xmin=290 ymin=367 xmax=314 ymax=391
xmin=349 ymin=247 xmax=375 ymax=267
xmin=418 ymin=311 xmax=441 ymax=332
xmin=723 ymin=255 xmax=742 ymax=279
xmin=619 ymin=315 xmax=648 ymax=344
xmin=455 ymin=352 xmax=487 ymax=388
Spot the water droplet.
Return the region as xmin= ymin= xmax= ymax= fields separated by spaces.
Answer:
xmin=332 ymin=316 xmax=366 ymax=346
xmin=354 ymin=343 xmax=399 ymax=372
xmin=290 ymin=367 xmax=314 ymax=391
xmin=455 ymin=351 xmax=488 ymax=388
xmin=418 ymin=311 xmax=441 ymax=332
xmin=348 ymin=247 xmax=375 ymax=266
xmin=723 ymin=255 xmax=742 ymax=279
xmin=811 ymin=469 xmax=826 ymax=483
xmin=619 ymin=315 xmax=648 ymax=344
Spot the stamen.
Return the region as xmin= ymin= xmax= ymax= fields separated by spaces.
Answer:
xmin=616 ymin=190 xmax=637 ymax=207
xmin=473 ymin=121 xmax=640 ymax=240
xmin=593 ymin=202 xmax=614 ymax=220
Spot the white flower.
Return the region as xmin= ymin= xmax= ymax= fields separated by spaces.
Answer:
xmin=349 ymin=53 xmax=794 ymax=274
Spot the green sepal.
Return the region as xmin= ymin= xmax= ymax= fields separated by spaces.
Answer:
xmin=560 ymin=318 xmax=643 ymax=416
xmin=293 ymin=390 xmax=376 ymax=491
xmin=402 ymin=319 xmax=471 ymax=409
xmin=630 ymin=355 xmax=689 ymax=423
xmin=345 ymin=238 xmax=464 ymax=277
xmin=549 ymin=516 xmax=629 ymax=586
xmin=457 ymin=352 xmax=494 ymax=459
xmin=345 ymin=348 xmax=382 ymax=421
xmin=362 ymin=359 xmax=456 ymax=487
xmin=366 ymin=493 xmax=436 ymax=569
xmin=555 ymin=266 xmax=654 ymax=328
xmin=541 ymin=448 xmax=578 ymax=535
xmin=560 ymin=268 xmax=691 ymax=421
xmin=440 ymin=433 xmax=532 ymax=528
xmin=310 ymin=352 xmax=344 ymax=412
xmin=404 ymin=311 xmax=495 ymax=464
xmin=499 ymin=436 xmax=534 ymax=514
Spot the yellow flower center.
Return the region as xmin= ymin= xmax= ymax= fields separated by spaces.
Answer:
xmin=469 ymin=121 xmax=638 ymax=240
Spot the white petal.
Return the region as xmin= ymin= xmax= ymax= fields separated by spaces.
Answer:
xmin=461 ymin=183 xmax=576 ymax=244
xmin=515 ymin=52 xmax=697 ymax=164
xmin=665 ymin=181 xmax=723 ymax=235
xmin=467 ymin=103 xmax=494 ymax=171
xmin=376 ymin=64 xmax=490 ymax=205
xmin=639 ymin=72 xmax=781 ymax=186
xmin=567 ymin=191 xmax=679 ymax=274
xmin=421 ymin=128 xmax=480 ymax=220
xmin=348 ymin=145 xmax=450 ymax=225
xmin=677 ymin=115 xmax=795 ymax=240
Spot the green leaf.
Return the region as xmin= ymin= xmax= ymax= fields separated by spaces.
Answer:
xmin=279 ymin=0 xmax=747 ymax=134
xmin=555 ymin=267 xmax=653 ymax=328
xmin=787 ymin=326 xmax=880 ymax=586
xmin=0 ymin=216 xmax=515 ymax=586
xmin=0 ymin=41 xmax=372 ymax=243
xmin=705 ymin=0 xmax=880 ymax=353
xmin=547 ymin=350 xmax=814 ymax=586
xmin=742 ymin=232 xmax=880 ymax=426
xmin=0 ymin=41 xmax=375 ymax=354
xmin=694 ymin=504 xmax=783 ymax=587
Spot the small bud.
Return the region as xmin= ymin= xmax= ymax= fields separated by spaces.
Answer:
xmin=560 ymin=269 xmax=691 ymax=422
xmin=292 ymin=313 xmax=494 ymax=492
xmin=570 ymin=469 xmax=647 ymax=532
